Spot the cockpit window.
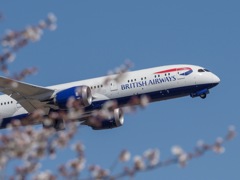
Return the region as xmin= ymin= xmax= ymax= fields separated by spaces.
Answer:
xmin=198 ymin=69 xmax=205 ymax=72
xmin=204 ymin=69 xmax=210 ymax=72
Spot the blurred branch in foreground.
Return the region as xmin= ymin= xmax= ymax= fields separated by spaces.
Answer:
xmin=0 ymin=122 xmax=79 ymax=179
xmin=0 ymin=13 xmax=57 ymax=74
xmin=12 ymin=67 xmax=38 ymax=81
xmin=84 ymin=126 xmax=236 ymax=180
xmin=18 ymin=126 xmax=236 ymax=180
xmin=5 ymin=125 xmax=232 ymax=180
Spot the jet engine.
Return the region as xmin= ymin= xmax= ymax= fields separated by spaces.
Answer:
xmin=54 ymin=86 xmax=92 ymax=109
xmin=87 ymin=108 xmax=124 ymax=130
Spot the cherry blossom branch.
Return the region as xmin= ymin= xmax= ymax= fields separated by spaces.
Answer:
xmin=0 ymin=13 xmax=57 ymax=74
xmin=11 ymin=67 xmax=38 ymax=81
xmin=83 ymin=126 xmax=236 ymax=179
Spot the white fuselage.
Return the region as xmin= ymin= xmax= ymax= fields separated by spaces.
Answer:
xmin=0 ymin=64 xmax=220 ymax=128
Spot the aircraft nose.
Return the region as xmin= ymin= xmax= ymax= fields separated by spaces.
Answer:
xmin=212 ymin=74 xmax=220 ymax=85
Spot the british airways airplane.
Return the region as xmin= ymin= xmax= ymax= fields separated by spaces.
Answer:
xmin=0 ymin=64 xmax=220 ymax=130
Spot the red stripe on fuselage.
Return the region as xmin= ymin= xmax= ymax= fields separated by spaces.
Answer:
xmin=154 ymin=67 xmax=192 ymax=74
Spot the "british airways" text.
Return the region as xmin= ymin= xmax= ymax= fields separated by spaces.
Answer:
xmin=121 ymin=76 xmax=177 ymax=90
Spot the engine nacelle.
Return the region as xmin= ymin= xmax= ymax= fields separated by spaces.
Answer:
xmin=91 ymin=108 xmax=124 ymax=130
xmin=54 ymin=86 xmax=92 ymax=109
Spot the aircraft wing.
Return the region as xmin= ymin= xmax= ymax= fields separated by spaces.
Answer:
xmin=0 ymin=76 xmax=55 ymax=113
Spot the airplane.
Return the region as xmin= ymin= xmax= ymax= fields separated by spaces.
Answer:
xmin=0 ymin=64 xmax=220 ymax=130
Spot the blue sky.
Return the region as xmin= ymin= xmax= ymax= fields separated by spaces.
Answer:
xmin=1 ymin=1 xmax=240 ymax=179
